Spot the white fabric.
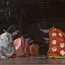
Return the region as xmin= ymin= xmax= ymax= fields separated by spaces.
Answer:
xmin=0 ymin=32 xmax=14 ymax=58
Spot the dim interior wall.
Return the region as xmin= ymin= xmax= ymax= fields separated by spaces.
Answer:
xmin=50 ymin=22 xmax=65 ymax=32
xmin=27 ymin=23 xmax=43 ymax=43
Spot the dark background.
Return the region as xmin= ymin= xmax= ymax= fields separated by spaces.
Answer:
xmin=0 ymin=0 xmax=65 ymax=42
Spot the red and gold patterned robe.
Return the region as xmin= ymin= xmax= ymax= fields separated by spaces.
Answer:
xmin=49 ymin=28 xmax=65 ymax=58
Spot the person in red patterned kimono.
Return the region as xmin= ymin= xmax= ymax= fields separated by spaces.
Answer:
xmin=38 ymin=21 xmax=65 ymax=58
xmin=49 ymin=27 xmax=65 ymax=58
xmin=13 ymin=32 xmax=31 ymax=57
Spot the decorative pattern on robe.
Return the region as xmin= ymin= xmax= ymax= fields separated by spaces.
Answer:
xmin=49 ymin=28 xmax=65 ymax=58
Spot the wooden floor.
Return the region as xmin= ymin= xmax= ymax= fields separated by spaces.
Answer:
xmin=0 ymin=56 xmax=65 ymax=65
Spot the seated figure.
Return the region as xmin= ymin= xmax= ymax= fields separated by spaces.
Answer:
xmin=38 ymin=21 xmax=65 ymax=58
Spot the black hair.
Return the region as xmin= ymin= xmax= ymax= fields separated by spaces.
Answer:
xmin=22 ymin=31 xmax=31 ymax=39
xmin=38 ymin=21 xmax=52 ymax=29
xmin=7 ymin=25 xmax=19 ymax=33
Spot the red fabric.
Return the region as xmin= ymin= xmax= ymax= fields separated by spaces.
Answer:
xmin=8 ymin=54 xmax=16 ymax=58
xmin=49 ymin=28 xmax=65 ymax=56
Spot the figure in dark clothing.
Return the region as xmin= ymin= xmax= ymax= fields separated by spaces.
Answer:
xmin=38 ymin=21 xmax=52 ymax=55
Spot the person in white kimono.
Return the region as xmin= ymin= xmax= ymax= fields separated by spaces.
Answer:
xmin=0 ymin=25 xmax=19 ymax=59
